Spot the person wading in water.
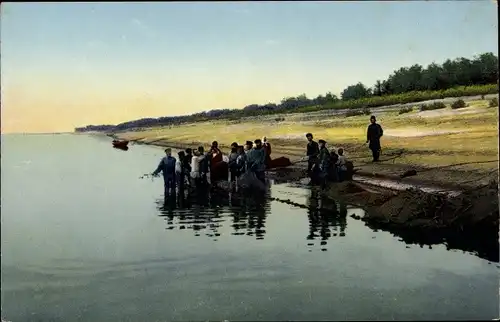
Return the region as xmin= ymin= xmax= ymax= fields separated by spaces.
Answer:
xmin=366 ymin=115 xmax=384 ymax=162
xmin=152 ymin=148 xmax=177 ymax=197
xmin=209 ymin=141 xmax=223 ymax=182
xmin=317 ymin=139 xmax=330 ymax=187
xmin=228 ymin=142 xmax=240 ymax=188
xmin=262 ymin=137 xmax=272 ymax=169
xmin=198 ymin=146 xmax=209 ymax=185
xmin=305 ymin=133 xmax=320 ymax=176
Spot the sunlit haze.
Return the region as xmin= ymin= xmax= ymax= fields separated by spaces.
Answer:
xmin=1 ymin=1 xmax=497 ymax=133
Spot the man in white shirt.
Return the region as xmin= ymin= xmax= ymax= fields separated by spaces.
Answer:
xmin=336 ymin=148 xmax=347 ymax=182
xmin=190 ymin=150 xmax=206 ymax=187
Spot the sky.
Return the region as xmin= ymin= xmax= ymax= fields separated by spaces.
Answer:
xmin=1 ymin=1 xmax=498 ymax=133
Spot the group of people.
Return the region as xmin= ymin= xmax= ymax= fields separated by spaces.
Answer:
xmin=152 ymin=138 xmax=272 ymax=196
xmin=304 ymin=115 xmax=384 ymax=186
xmin=304 ymin=133 xmax=349 ymax=186
xmin=152 ymin=115 xmax=384 ymax=195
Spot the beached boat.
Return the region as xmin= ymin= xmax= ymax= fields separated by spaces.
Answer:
xmin=112 ymin=140 xmax=129 ymax=148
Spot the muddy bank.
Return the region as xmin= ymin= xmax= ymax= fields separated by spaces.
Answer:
xmin=266 ymin=167 xmax=499 ymax=236
xmin=217 ymin=166 xmax=499 ymax=233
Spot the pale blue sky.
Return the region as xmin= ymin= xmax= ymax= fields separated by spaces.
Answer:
xmin=1 ymin=1 xmax=498 ymax=132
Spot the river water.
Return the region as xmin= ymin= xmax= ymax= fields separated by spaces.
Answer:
xmin=1 ymin=134 xmax=498 ymax=321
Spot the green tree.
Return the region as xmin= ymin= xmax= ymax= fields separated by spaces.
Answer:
xmin=341 ymin=82 xmax=372 ymax=100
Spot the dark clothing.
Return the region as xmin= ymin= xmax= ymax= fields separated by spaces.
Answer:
xmin=247 ymin=148 xmax=266 ymax=173
xmin=184 ymin=155 xmax=192 ymax=173
xmin=228 ymin=152 xmax=239 ymax=182
xmin=367 ymin=123 xmax=383 ymax=161
xmin=371 ymin=149 xmax=380 ymax=162
xmin=318 ymin=147 xmax=330 ymax=171
xmin=153 ymin=156 xmax=177 ymax=177
xmin=255 ymin=171 xmax=266 ymax=184
xmin=263 ymin=143 xmax=272 ymax=168
xmin=237 ymin=153 xmax=247 ymax=174
xmin=153 ymin=156 xmax=177 ymax=195
xmin=199 ymin=153 xmax=210 ymax=183
xmin=306 ymin=140 xmax=320 ymax=173
xmin=328 ymin=152 xmax=339 ymax=182
xmin=307 ymin=140 xmax=320 ymax=157
xmin=164 ymin=177 xmax=176 ymax=196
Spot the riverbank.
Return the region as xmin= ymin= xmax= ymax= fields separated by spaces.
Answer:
xmin=104 ymin=96 xmax=499 ymax=234
xmin=112 ymin=96 xmax=498 ymax=191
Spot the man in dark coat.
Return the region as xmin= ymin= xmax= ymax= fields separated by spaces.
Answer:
xmin=198 ymin=146 xmax=209 ymax=185
xmin=305 ymin=133 xmax=320 ymax=175
xmin=152 ymin=148 xmax=177 ymax=196
xmin=366 ymin=115 xmax=384 ymax=162
xmin=247 ymin=139 xmax=267 ymax=183
xmin=317 ymin=139 xmax=330 ymax=187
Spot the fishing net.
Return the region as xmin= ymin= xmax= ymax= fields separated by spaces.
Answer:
xmin=238 ymin=171 xmax=267 ymax=191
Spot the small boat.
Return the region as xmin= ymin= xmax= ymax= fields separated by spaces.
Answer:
xmin=112 ymin=140 xmax=129 ymax=148
xmin=113 ymin=145 xmax=129 ymax=151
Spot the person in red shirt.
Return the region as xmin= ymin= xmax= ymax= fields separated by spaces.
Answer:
xmin=209 ymin=141 xmax=224 ymax=182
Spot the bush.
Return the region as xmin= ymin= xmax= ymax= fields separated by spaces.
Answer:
xmin=489 ymin=98 xmax=498 ymax=107
xmin=398 ymin=106 xmax=413 ymax=115
xmin=274 ymin=117 xmax=285 ymax=122
xmin=420 ymin=102 xmax=446 ymax=111
xmin=451 ymin=99 xmax=467 ymax=109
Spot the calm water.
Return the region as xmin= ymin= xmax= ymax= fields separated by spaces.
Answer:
xmin=1 ymin=134 xmax=498 ymax=321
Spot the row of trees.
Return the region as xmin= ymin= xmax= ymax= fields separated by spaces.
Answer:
xmin=75 ymin=52 xmax=499 ymax=133
xmin=341 ymin=52 xmax=498 ymax=101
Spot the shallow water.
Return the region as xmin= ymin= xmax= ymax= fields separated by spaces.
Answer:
xmin=1 ymin=134 xmax=499 ymax=321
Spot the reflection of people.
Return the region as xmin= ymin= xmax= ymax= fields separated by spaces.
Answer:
xmin=307 ymin=188 xmax=320 ymax=240
xmin=159 ymin=194 xmax=176 ymax=222
xmin=306 ymin=188 xmax=348 ymax=242
xmin=152 ymin=148 xmax=177 ymax=196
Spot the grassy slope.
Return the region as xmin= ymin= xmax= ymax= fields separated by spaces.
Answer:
xmin=116 ymin=99 xmax=499 ymax=188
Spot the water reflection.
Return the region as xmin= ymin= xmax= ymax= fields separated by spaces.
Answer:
xmin=156 ymin=186 xmax=271 ymax=240
xmin=154 ymin=183 xmax=499 ymax=262
xmin=305 ymin=187 xmax=348 ymax=251
xmin=364 ymin=220 xmax=500 ymax=263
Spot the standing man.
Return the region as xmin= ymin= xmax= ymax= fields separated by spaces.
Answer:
xmin=228 ymin=142 xmax=240 ymax=186
xmin=247 ymin=139 xmax=266 ymax=183
xmin=318 ymin=139 xmax=330 ymax=187
xmin=305 ymin=133 xmax=320 ymax=175
xmin=152 ymin=148 xmax=177 ymax=196
xmin=198 ymin=146 xmax=210 ymax=185
xmin=366 ymin=115 xmax=384 ymax=162
xmin=262 ymin=137 xmax=272 ymax=169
